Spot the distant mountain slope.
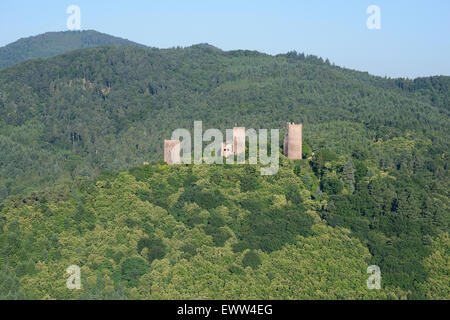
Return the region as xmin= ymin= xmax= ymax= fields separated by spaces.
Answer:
xmin=0 ymin=30 xmax=144 ymax=69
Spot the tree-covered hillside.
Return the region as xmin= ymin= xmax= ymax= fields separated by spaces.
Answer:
xmin=0 ymin=30 xmax=144 ymax=69
xmin=0 ymin=39 xmax=448 ymax=299
xmin=0 ymin=44 xmax=448 ymax=202
xmin=0 ymin=157 xmax=412 ymax=299
xmin=0 ymin=153 xmax=447 ymax=299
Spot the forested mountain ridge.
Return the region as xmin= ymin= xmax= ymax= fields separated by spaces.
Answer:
xmin=0 ymin=38 xmax=448 ymax=299
xmin=0 ymin=44 xmax=448 ymax=203
xmin=0 ymin=30 xmax=144 ymax=69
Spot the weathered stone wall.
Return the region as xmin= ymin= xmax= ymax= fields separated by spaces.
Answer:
xmin=164 ymin=140 xmax=181 ymax=165
xmin=233 ymin=127 xmax=246 ymax=155
xmin=283 ymin=122 xmax=302 ymax=159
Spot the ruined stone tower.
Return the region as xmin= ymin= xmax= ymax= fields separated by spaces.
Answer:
xmin=219 ymin=127 xmax=246 ymax=157
xmin=233 ymin=127 xmax=246 ymax=155
xmin=164 ymin=140 xmax=181 ymax=165
xmin=283 ymin=122 xmax=302 ymax=159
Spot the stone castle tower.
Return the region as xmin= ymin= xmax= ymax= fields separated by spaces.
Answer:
xmin=164 ymin=127 xmax=246 ymax=165
xmin=233 ymin=127 xmax=246 ymax=155
xmin=283 ymin=122 xmax=302 ymax=159
xmin=164 ymin=140 xmax=181 ymax=165
xmin=219 ymin=127 xmax=246 ymax=157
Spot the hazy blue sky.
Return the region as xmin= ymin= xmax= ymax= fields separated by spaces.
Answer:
xmin=1 ymin=0 xmax=449 ymax=78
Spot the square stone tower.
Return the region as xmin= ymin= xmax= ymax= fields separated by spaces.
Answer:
xmin=164 ymin=140 xmax=181 ymax=165
xmin=233 ymin=127 xmax=246 ymax=155
xmin=283 ymin=122 xmax=302 ymax=159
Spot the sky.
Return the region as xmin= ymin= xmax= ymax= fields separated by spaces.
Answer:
xmin=0 ymin=0 xmax=449 ymax=78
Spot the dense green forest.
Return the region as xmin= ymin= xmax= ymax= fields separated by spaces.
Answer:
xmin=0 ymin=33 xmax=448 ymax=299
xmin=0 ymin=155 xmax=447 ymax=299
